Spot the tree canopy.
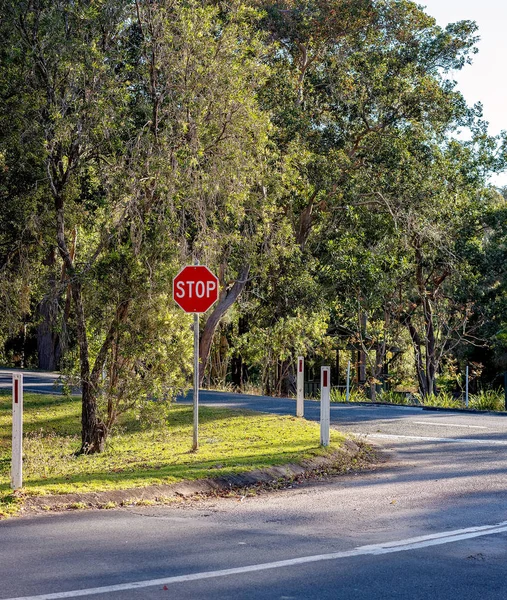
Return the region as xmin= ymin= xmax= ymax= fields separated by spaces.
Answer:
xmin=1 ymin=0 xmax=506 ymax=451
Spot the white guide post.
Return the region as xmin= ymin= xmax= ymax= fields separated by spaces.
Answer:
xmin=346 ymin=360 xmax=351 ymax=402
xmin=11 ymin=373 xmax=23 ymax=490
xmin=320 ymin=366 xmax=331 ymax=447
xmin=296 ymin=356 xmax=304 ymax=417
xmin=465 ymin=365 xmax=469 ymax=408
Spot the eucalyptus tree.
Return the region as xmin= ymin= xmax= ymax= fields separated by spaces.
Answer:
xmin=234 ymin=0 xmax=485 ymax=395
xmin=259 ymin=0 xmax=479 ymax=249
xmin=469 ymin=189 xmax=507 ymax=381
xmin=128 ymin=0 xmax=278 ymax=386
xmin=1 ymin=0 xmax=149 ymax=451
xmin=0 ymin=0 xmax=274 ymax=452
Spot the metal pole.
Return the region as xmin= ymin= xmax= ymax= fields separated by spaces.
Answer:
xmin=296 ymin=356 xmax=304 ymax=417
xmin=465 ymin=365 xmax=469 ymax=408
xmin=504 ymin=372 xmax=507 ymax=411
xmin=346 ymin=360 xmax=351 ymax=403
xmin=192 ymin=257 xmax=200 ymax=452
xmin=192 ymin=313 xmax=199 ymax=452
xmin=11 ymin=373 xmax=23 ymax=490
xmin=320 ymin=367 xmax=330 ymax=446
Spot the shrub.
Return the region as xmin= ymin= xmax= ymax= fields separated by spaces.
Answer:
xmin=469 ymin=389 xmax=505 ymax=412
xmin=376 ymin=390 xmax=410 ymax=405
xmin=330 ymin=387 xmax=368 ymax=403
xmin=421 ymin=392 xmax=463 ymax=409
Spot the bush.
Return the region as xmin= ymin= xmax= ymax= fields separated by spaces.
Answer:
xmin=421 ymin=392 xmax=463 ymax=409
xmin=330 ymin=387 xmax=368 ymax=403
xmin=469 ymin=389 xmax=505 ymax=412
xmin=376 ymin=390 xmax=411 ymax=405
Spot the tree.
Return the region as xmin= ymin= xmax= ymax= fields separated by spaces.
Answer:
xmin=131 ymin=0 xmax=276 ymax=387
xmin=0 ymin=0 xmax=274 ymax=451
xmin=259 ymin=0 xmax=479 ymax=249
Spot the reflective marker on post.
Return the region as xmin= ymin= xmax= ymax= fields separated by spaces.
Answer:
xmin=11 ymin=373 xmax=23 ymax=490
xmin=320 ymin=366 xmax=330 ymax=447
xmin=296 ymin=356 xmax=304 ymax=417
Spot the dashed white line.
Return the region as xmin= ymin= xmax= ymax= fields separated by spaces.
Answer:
xmin=365 ymin=433 xmax=507 ymax=445
xmin=411 ymin=421 xmax=488 ymax=429
xmin=4 ymin=521 xmax=507 ymax=600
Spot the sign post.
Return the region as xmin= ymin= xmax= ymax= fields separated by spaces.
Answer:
xmin=173 ymin=265 xmax=219 ymax=451
xmin=346 ymin=360 xmax=351 ymax=403
xmin=193 ymin=312 xmax=199 ymax=451
xmin=320 ymin=366 xmax=330 ymax=447
xmin=11 ymin=373 xmax=23 ymax=490
xmin=465 ymin=365 xmax=469 ymax=408
xmin=296 ymin=356 xmax=304 ymax=417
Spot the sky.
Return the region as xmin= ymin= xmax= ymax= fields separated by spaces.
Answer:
xmin=420 ymin=0 xmax=507 ymax=187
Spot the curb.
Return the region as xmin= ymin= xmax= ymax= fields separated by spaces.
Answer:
xmin=22 ymin=440 xmax=368 ymax=515
xmin=421 ymin=405 xmax=507 ymax=416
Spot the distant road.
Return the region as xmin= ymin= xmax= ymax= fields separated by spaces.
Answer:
xmin=179 ymin=388 xmax=507 ymax=443
xmin=0 ymin=368 xmax=65 ymax=395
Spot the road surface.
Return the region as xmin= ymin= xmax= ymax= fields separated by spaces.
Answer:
xmin=0 ymin=369 xmax=64 ymax=395
xmin=1 ymin=384 xmax=506 ymax=599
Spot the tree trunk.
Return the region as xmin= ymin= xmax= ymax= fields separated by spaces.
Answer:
xmin=422 ymin=296 xmax=438 ymax=395
xmin=36 ymin=297 xmax=61 ymax=370
xmin=407 ymin=318 xmax=428 ymax=397
xmin=231 ymin=317 xmax=248 ymax=390
xmin=199 ymin=265 xmax=250 ymax=386
xmin=71 ymin=281 xmax=107 ymax=454
xmin=37 ymin=248 xmax=61 ymax=370
xmin=54 ymin=195 xmax=106 ymax=454
xmin=358 ymin=311 xmax=367 ymax=384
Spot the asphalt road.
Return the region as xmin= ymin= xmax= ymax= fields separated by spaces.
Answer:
xmin=0 ymin=369 xmax=64 ymax=395
xmin=1 ymin=383 xmax=507 ymax=599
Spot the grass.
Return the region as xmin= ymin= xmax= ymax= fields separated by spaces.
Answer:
xmin=0 ymin=392 xmax=346 ymax=518
xmin=329 ymin=386 xmax=506 ymax=412
xmin=469 ymin=389 xmax=505 ymax=412
xmin=330 ymin=388 xmax=369 ymax=403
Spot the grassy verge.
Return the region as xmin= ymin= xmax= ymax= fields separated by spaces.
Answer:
xmin=330 ymin=387 xmax=506 ymax=411
xmin=0 ymin=392 xmax=346 ymax=518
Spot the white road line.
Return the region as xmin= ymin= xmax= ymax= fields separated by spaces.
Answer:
xmin=411 ymin=421 xmax=488 ymax=429
xmin=365 ymin=433 xmax=507 ymax=445
xmin=5 ymin=521 xmax=507 ymax=600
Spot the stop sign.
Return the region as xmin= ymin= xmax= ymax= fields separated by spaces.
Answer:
xmin=173 ymin=265 xmax=219 ymax=313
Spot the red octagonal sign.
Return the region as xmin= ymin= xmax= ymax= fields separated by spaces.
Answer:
xmin=173 ymin=265 xmax=219 ymax=313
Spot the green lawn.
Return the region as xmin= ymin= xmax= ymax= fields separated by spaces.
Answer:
xmin=0 ymin=392 xmax=345 ymax=517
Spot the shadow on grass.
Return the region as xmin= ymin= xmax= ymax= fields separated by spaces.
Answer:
xmin=0 ymin=396 xmax=331 ymax=500
xmin=2 ymin=397 xmax=260 ymax=442
xmin=118 ymin=404 xmax=266 ymax=434
xmin=2 ymin=443 xmax=330 ymax=494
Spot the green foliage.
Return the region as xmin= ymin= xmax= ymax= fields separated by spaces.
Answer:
xmin=235 ymin=311 xmax=330 ymax=395
xmin=330 ymin=387 xmax=369 ymax=403
xmin=1 ymin=0 xmax=506 ymax=444
xmin=469 ymin=390 xmax=505 ymax=412
xmin=420 ymin=392 xmax=463 ymax=409
xmin=376 ymin=390 xmax=411 ymax=405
